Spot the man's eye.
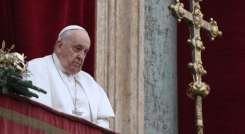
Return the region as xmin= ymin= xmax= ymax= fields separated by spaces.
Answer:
xmin=73 ymin=46 xmax=82 ymax=52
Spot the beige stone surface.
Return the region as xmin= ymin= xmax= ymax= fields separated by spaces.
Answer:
xmin=95 ymin=0 xmax=144 ymax=134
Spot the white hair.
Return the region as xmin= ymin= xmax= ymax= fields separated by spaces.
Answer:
xmin=57 ymin=25 xmax=87 ymax=41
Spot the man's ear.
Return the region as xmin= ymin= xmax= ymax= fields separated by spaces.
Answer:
xmin=54 ymin=40 xmax=63 ymax=53
xmin=56 ymin=40 xmax=63 ymax=48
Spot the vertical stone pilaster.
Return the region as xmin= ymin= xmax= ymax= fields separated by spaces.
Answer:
xmin=144 ymin=0 xmax=178 ymax=134
xmin=96 ymin=0 xmax=177 ymax=133
xmin=96 ymin=0 xmax=144 ymax=134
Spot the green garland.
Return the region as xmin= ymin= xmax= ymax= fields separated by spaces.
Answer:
xmin=0 ymin=41 xmax=46 ymax=98
xmin=0 ymin=67 xmax=46 ymax=98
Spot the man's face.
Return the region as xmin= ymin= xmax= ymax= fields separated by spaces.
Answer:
xmin=55 ymin=30 xmax=91 ymax=75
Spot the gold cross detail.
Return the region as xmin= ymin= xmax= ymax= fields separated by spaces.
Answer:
xmin=169 ymin=0 xmax=222 ymax=40
xmin=169 ymin=0 xmax=223 ymax=134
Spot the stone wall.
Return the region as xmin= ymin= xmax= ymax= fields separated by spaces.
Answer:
xmin=95 ymin=0 xmax=177 ymax=133
xmin=144 ymin=0 xmax=177 ymax=134
xmin=95 ymin=0 xmax=144 ymax=133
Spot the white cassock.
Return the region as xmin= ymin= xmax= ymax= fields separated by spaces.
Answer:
xmin=26 ymin=54 xmax=114 ymax=128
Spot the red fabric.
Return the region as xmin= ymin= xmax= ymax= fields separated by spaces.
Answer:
xmin=0 ymin=95 xmax=118 ymax=134
xmin=0 ymin=120 xmax=46 ymax=134
xmin=178 ymin=1 xmax=245 ymax=134
xmin=0 ymin=0 xmax=95 ymax=76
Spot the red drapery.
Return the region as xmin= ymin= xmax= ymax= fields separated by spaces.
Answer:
xmin=0 ymin=95 xmax=117 ymax=134
xmin=0 ymin=0 xmax=95 ymax=76
xmin=178 ymin=1 xmax=245 ymax=134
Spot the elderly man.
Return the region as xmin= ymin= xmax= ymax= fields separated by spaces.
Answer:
xmin=27 ymin=25 xmax=114 ymax=128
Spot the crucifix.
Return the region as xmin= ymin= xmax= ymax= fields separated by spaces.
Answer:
xmin=169 ymin=0 xmax=222 ymax=134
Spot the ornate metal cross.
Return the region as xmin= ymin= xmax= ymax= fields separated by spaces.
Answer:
xmin=169 ymin=0 xmax=222 ymax=134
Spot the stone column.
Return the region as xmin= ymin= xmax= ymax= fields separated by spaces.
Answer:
xmin=96 ymin=0 xmax=144 ymax=134
xmin=144 ymin=0 xmax=178 ymax=134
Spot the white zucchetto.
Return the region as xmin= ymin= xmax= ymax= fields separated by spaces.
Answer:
xmin=58 ymin=25 xmax=87 ymax=40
